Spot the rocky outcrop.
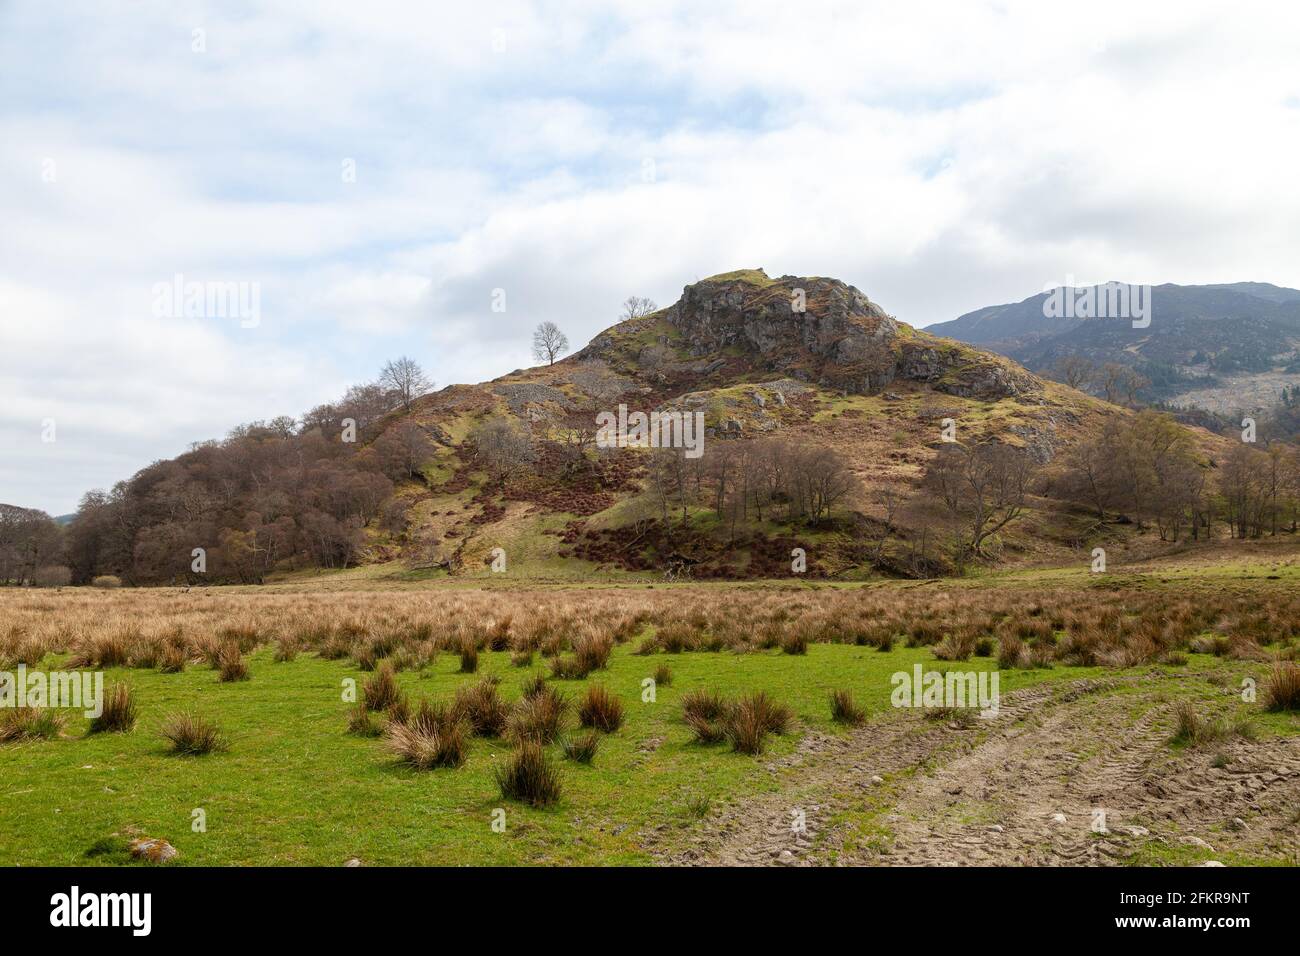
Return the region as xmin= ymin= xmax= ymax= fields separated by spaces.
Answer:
xmin=662 ymin=270 xmax=1037 ymax=401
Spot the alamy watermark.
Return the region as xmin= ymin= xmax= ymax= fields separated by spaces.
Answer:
xmin=890 ymin=664 xmax=1000 ymax=717
xmin=152 ymin=273 xmax=261 ymax=328
xmin=0 ymin=665 xmax=104 ymax=718
xmin=1042 ymin=278 xmax=1151 ymax=329
xmin=595 ymin=403 xmax=705 ymax=459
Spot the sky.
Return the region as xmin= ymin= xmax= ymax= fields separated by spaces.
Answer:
xmin=3 ymin=0 xmax=1300 ymax=516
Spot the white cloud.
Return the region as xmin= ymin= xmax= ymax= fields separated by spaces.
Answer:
xmin=2 ymin=0 xmax=1300 ymax=513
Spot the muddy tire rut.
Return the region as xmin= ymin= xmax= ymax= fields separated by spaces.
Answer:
xmin=651 ymin=675 xmax=1300 ymax=866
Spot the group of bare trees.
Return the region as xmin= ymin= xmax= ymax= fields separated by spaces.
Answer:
xmin=1049 ymin=410 xmax=1300 ymax=542
xmin=0 ymin=504 xmax=65 ymax=585
xmin=55 ymin=358 xmax=438 ymax=585
xmin=1054 ymin=357 xmax=1150 ymax=405
xmin=635 ymin=439 xmax=856 ymax=534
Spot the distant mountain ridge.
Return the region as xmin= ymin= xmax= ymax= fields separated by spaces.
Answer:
xmin=926 ymin=281 xmax=1300 ymax=413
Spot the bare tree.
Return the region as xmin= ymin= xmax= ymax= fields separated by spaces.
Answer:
xmin=1055 ymin=355 xmax=1096 ymax=390
xmin=619 ymin=296 xmax=658 ymax=321
xmin=925 ymin=442 xmax=1035 ymax=561
xmin=469 ymin=416 xmax=536 ymax=485
xmin=532 ymin=322 xmax=569 ymax=365
xmin=379 ymin=356 xmax=433 ymax=413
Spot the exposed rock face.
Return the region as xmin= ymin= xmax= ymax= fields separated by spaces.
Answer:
xmin=662 ymin=271 xmax=1037 ymax=401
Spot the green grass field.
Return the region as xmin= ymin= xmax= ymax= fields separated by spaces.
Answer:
xmin=2 ymin=639 xmax=1108 ymax=866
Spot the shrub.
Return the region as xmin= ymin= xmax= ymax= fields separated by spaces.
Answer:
xmin=507 ymin=689 xmax=569 ymax=744
xmin=0 ymin=707 xmax=67 ymax=742
xmin=454 ymin=678 xmax=509 ymax=737
xmin=1264 ymin=662 xmax=1300 ymax=712
xmin=495 ymin=741 xmax=561 ymax=807
xmin=362 ymin=661 xmax=401 ymax=711
xmin=160 ymin=713 xmax=225 ymax=755
xmin=653 ymin=663 xmax=673 ymax=687
xmin=88 ymin=683 xmax=136 ymax=734
xmin=560 ymin=730 xmax=600 ymax=764
xmin=577 ymin=684 xmax=624 ymax=732
xmin=216 ymin=643 xmax=249 ymax=682
xmin=386 ymin=718 xmax=468 ymax=770
xmin=91 ymin=575 xmax=122 ymax=589
xmin=829 ymin=689 xmax=865 ymax=726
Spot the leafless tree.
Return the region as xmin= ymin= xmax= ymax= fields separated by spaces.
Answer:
xmin=618 ymin=296 xmax=658 ymax=321
xmin=1055 ymin=355 xmax=1096 ymax=390
xmin=925 ymin=441 xmax=1035 ymax=561
xmin=532 ymin=322 xmax=569 ymax=365
xmin=469 ymin=416 xmax=536 ymax=485
xmin=379 ymin=356 xmax=433 ymax=413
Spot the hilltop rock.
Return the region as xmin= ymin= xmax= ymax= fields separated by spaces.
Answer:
xmin=660 ymin=270 xmax=1036 ymax=401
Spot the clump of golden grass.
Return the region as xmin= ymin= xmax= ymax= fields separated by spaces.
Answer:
xmin=653 ymin=663 xmax=672 ymax=687
xmin=933 ymin=632 xmax=975 ymax=661
xmin=0 ymin=707 xmax=67 ymax=742
xmin=273 ymin=636 xmax=298 ymax=662
xmin=386 ymin=709 xmax=468 ymax=769
xmin=780 ymin=632 xmax=807 ymax=655
xmin=216 ymin=643 xmax=249 ymax=682
xmin=362 ymin=661 xmax=401 ymax=711
xmin=346 ymin=704 xmax=382 ymax=737
xmin=158 ymin=642 xmax=187 ymax=673
xmin=454 ymin=678 xmax=509 ymax=737
xmin=577 ymin=684 xmax=624 ymax=732
xmin=507 ymin=687 xmax=569 ymax=744
xmin=495 ymin=741 xmax=561 ymax=806
xmin=1264 ymin=662 xmax=1300 ymax=712
xmin=160 ymin=713 xmax=226 ymax=755
xmin=88 ymin=683 xmax=136 ymax=734
xmin=458 ymin=643 xmax=479 ymax=674
xmin=829 ymin=689 xmax=865 ymax=726
xmin=1171 ymin=702 xmax=1254 ymax=747
xmin=559 ymin=730 xmax=600 ymax=764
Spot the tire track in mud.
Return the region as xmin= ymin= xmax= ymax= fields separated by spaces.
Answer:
xmin=652 ymin=678 xmax=1111 ymax=866
xmin=649 ymin=673 xmax=1300 ymax=866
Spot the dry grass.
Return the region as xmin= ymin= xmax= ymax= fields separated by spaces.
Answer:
xmin=87 ymin=683 xmax=136 ymax=734
xmin=829 ymin=689 xmax=865 ymax=726
xmin=362 ymin=661 xmax=402 ymax=712
xmin=577 ymin=684 xmax=625 ymax=732
xmin=0 ymin=707 xmax=67 ymax=742
xmin=1264 ymin=662 xmax=1300 ymax=712
xmin=495 ymin=741 xmax=561 ymax=807
xmin=160 ymin=713 xmax=226 ymax=755
xmin=559 ymin=730 xmax=600 ymax=764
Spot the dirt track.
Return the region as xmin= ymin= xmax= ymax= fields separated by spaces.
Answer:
xmin=654 ymin=676 xmax=1300 ymax=866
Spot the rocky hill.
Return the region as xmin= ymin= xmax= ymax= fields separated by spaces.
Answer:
xmin=385 ymin=270 xmax=1147 ymax=578
xmin=64 ymin=269 xmax=1238 ymax=585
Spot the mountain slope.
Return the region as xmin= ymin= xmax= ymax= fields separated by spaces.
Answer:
xmin=926 ymin=282 xmax=1300 ymax=414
